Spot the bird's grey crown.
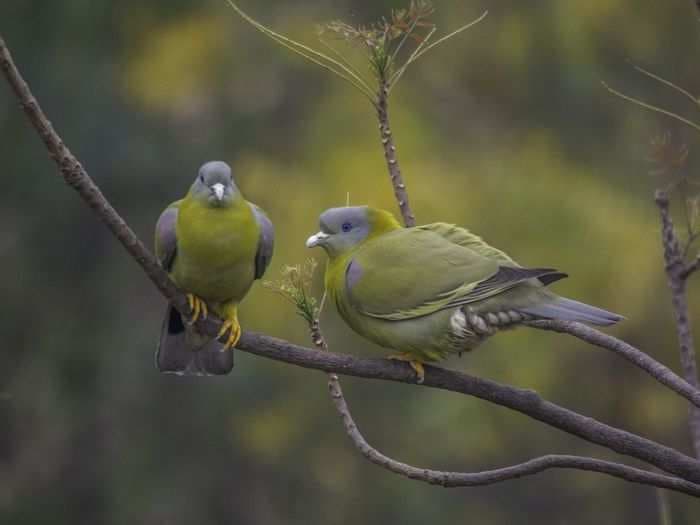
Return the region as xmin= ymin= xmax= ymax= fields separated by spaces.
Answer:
xmin=319 ymin=206 xmax=368 ymax=234
xmin=198 ymin=160 xmax=234 ymax=186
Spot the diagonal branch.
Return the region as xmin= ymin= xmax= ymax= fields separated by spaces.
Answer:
xmin=655 ymin=190 xmax=700 ymax=457
xmin=4 ymin=32 xmax=700 ymax=493
xmin=528 ymin=320 xmax=700 ymax=409
xmin=0 ymin=35 xmax=184 ymax=312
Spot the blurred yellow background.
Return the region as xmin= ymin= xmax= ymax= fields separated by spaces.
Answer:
xmin=2 ymin=0 xmax=700 ymax=523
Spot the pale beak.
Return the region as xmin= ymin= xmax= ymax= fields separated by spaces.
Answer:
xmin=211 ymin=183 xmax=225 ymax=201
xmin=306 ymin=231 xmax=330 ymax=248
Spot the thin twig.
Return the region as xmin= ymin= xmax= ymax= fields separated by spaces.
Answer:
xmin=388 ymin=26 xmax=436 ymax=89
xmin=631 ymin=62 xmax=699 ymax=107
xmin=602 ymin=81 xmax=700 ymax=135
xmin=406 ymin=11 xmax=488 ymax=66
xmin=318 ymin=36 xmax=371 ymax=89
xmin=656 ymin=190 xmax=700 ymax=457
xmin=227 ymin=1 xmax=377 ymax=102
xmin=386 ymin=16 xmax=421 ymax=74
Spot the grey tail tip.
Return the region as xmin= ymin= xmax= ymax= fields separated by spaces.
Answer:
xmin=519 ymin=297 xmax=624 ymax=326
xmin=156 ymin=305 xmax=234 ymax=376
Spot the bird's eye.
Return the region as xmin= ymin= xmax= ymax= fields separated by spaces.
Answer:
xmin=341 ymin=222 xmax=352 ymax=233
xmin=199 ymin=174 xmax=205 ymax=183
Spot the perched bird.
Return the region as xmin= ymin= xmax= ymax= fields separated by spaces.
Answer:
xmin=306 ymin=206 xmax=621 ymax=382
xmin=154 ymin=161 xmax=273 ymax=375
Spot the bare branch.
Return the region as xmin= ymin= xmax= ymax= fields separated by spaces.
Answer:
xmin=328 ymin=376 xmax=700 ymax=496
xmin=0 ymin=35 xmax=184 ymax=310
xmin=602 ymin=81 xmax=700 ymax=134
xmin=388 ymin=26 xmax=436 ymax=90
xmin=682 ymin=254 xmax=700 ymax=280
xmin=376 ymin=81 xmax=415 ymax=226
xmin=227 ymin=1 xmax=377 ymax=101
xmin=656 ymin=190 xmax=700 ymax=457
xmin=307 ymin=289 xmax=700 ymax=497
xmin=630 ymin=62 xmax=699 ymax=107
xmin=235 ymin=331 xmax=700 ymax=485
xmin=401 ymin=10 xmax=488 ymax=70
xmin=528 ymin=320 xmax=700 ymax=409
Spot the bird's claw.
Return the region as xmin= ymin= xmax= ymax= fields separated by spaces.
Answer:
xmin=388 ymin=353 xmax=426 ymax=384
xmin=216 ymin=318 xmax=241 ymax=351
xmin=186 ymin=293 xmax=208 ymax=324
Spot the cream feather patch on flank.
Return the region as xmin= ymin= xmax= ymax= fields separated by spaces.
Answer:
xmin=449 ymin=308 xmax=468 ymax=335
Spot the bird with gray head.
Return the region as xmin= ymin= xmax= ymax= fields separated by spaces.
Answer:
xmin=154 ymin=161 xmax=274 ymax=376
xmin=307 ymin=205 xmax=622 ymax=383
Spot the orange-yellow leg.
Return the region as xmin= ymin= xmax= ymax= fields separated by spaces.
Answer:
xmin=185 ymin=293 xmax=208 ymax=325
xmin=387 ymin=352 xmax=426 ymax=384
xmin=216 ymin=302 xmax=241 ymax=351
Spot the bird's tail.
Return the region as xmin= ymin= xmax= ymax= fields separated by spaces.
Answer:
xmin=155 ymin=304 xmax=234 ymax=376
xmin=519 ymin=297 xmax=623 ymax=326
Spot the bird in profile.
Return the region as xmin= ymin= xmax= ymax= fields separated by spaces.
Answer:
xmin=307 ymin=206 xmax=621 ymax=383
xmin=154 ymin=161 xmax=274 ymax=375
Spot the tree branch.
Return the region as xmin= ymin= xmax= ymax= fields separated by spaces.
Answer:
xmin=376 ymin=81 xmax=415 ymax=227
xmin=309 ymin=297 xmax=700 ymax=497
xmin=0 ymin=35 xmax=184 ymax=311
xmin=528 ymin=320 xmax=700 ymax=409
xmin=682 ymin=254 xmax=700 ymax=280
xmin=327 ymin=376 xmax=700 ymax=496
xmin=235 ymin=331 xmax=700 ymax=484
xmin=4 ymin=32 xmax=700 ymax=495
xmin=656 ymin=189 xmax=700 ymax=457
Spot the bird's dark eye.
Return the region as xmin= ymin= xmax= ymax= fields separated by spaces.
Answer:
xmin=199 ymin=174 xmax=205 ymax=183
xmin=341 ymin=222 xmax=352 ymax=233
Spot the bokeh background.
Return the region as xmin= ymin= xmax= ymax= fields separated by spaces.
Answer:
xmin=3 ymin=0 xmax=700 ymax=523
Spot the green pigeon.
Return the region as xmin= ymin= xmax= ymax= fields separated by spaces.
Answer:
xmin=306 ymin=206 xmax=621 ymax=382
xmin=154 ymin=161 xmax=274 ymax=376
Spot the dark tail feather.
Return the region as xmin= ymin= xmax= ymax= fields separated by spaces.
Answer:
xmin=519 ymin=297 xmax=624 ymax=326
xmin=156 ymin=304 xmax=234 ymax=376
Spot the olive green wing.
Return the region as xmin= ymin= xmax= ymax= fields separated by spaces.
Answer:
xmin=416 ymin=222 xmax=517 ymax=264
xmin=346 ymin=228 xmax=566 ymax=321
xmin=344 ymin=228 xmax=496 ymax=320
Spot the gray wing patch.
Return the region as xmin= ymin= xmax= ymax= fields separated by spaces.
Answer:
xmin=249 ymin=203 xmax=274 ymax=279
xmin=472 ymin=266 xmax=568 ymax=293
xmin=155 ymin=205 xmax=179 ymax=272
xmin=445 ymin=266 xmax=567 ymax=309
xmin=345 ymin=258 xmax=364 ymax=291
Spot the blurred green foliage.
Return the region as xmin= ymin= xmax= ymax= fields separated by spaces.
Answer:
xmin=2 ymin=0 xmax=700 ymax=523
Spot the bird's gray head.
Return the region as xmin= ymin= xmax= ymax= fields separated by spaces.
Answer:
xmin=306 ymin=206 xmax=372 ymax=256
xmin=189 ymin=161 xmax=239 ymax=208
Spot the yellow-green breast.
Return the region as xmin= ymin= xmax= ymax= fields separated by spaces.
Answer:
xmin=172 ymin=194 xmax=259 ymax=304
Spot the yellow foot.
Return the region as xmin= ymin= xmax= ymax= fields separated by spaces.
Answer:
xmin=185 ymin=293 xmax=208 ymax=324
xmin=388 ymin=353 xmax=426 ymax=384
xmin=216 ymin=303 xmax=241 ymax=351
